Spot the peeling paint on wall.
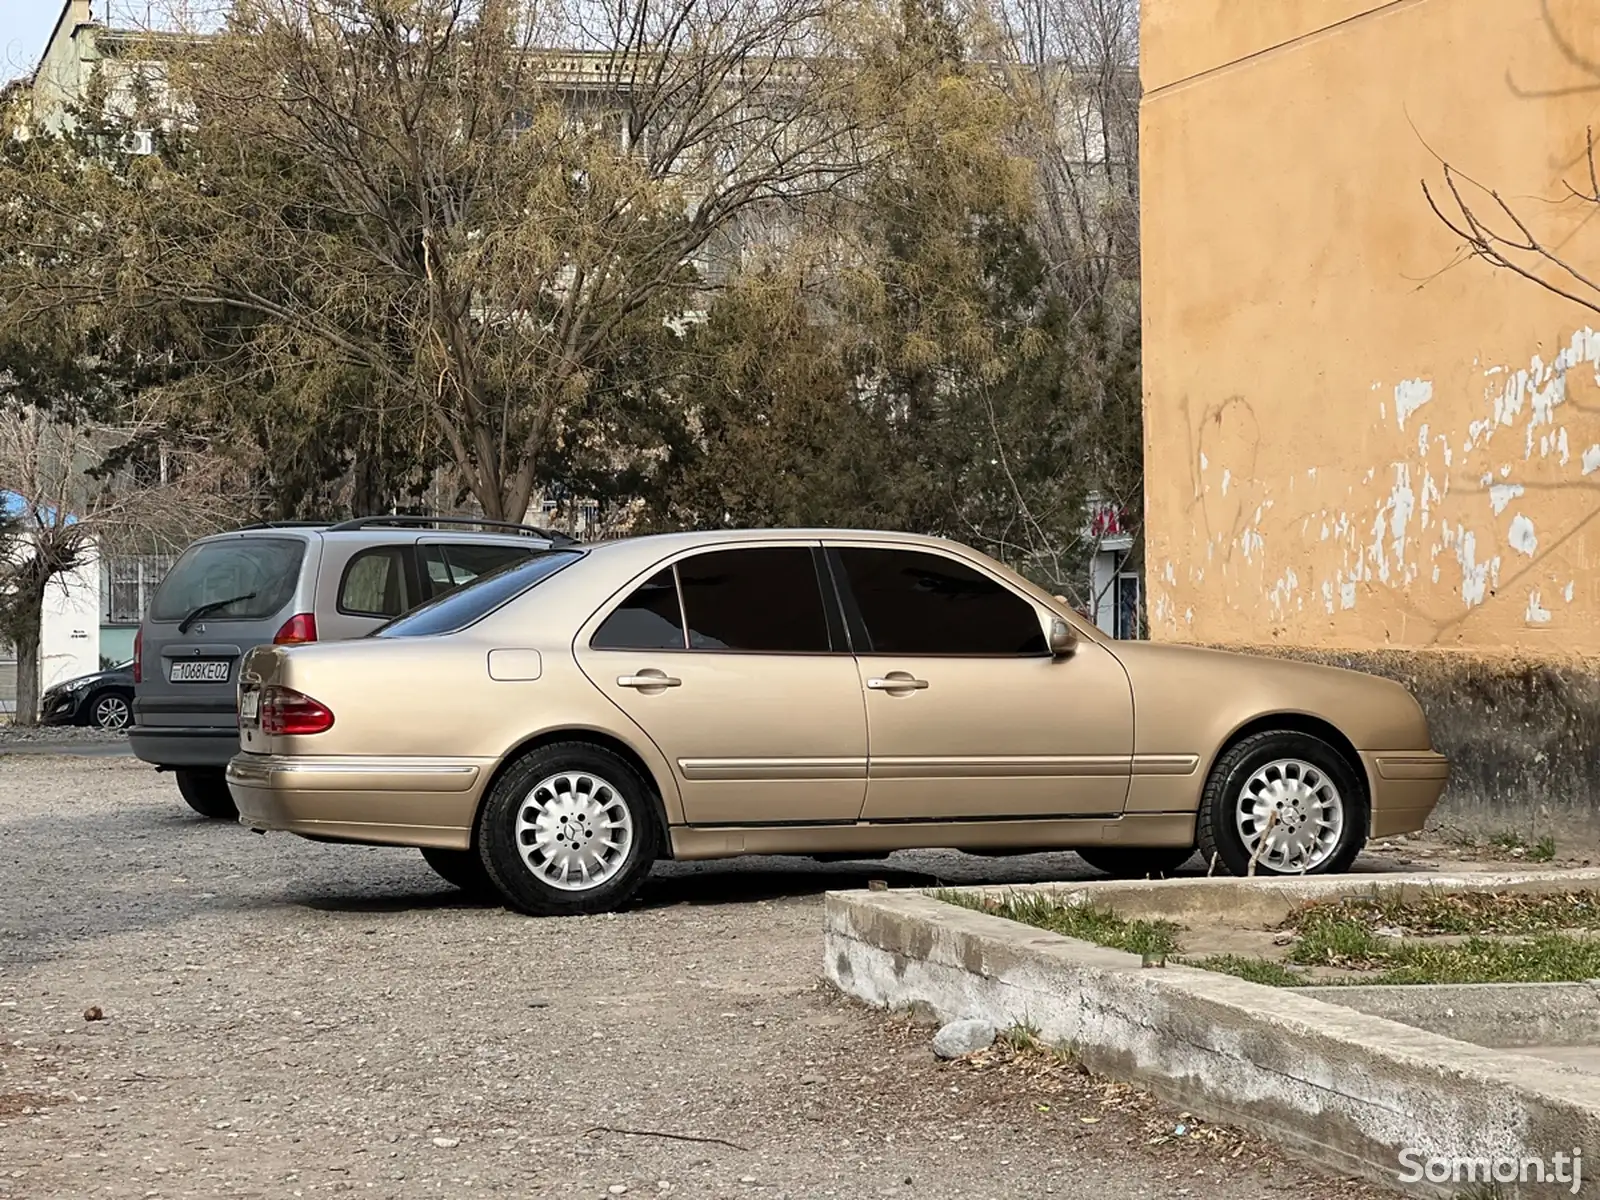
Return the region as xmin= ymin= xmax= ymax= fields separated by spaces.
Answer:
xmin=1508 ymin=514 xmax=1538 ymax=556
xmin=1150 ymin=326 xmax=1600 ymax=645
xmin=1394 ymin=378 xmax=1432 ymax=429
xmin=1488 ymin=483 xmax=1523 ymax=515
xmin=1450 ymin=528 xmax=1499 ymax=607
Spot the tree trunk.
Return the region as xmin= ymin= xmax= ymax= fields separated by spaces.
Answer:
xmin=10 ymin=587 xmax=44 ymax=727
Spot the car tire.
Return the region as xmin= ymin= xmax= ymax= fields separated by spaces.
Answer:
xmin=420 ymin=846 xmax=495 ymax=896
xmin=1076 ymin=846 xmax=1194 ymax=879
xmin=478 ymin=742 xmax=659 ymax=917
xmin=176 ymin=769 xmax=239 ymax=820
xmin=89 ymin=691 xmax=132 ymax=731
xmin=1196 ymin=730 xmax=1367 ymax=878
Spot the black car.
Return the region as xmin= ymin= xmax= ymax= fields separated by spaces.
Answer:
xmin=41 ymin=661 xmax=135 ymax=730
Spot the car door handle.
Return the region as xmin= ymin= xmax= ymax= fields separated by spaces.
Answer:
xmin=617 ymin=673 xmax=682 ymax=689
xmin=867 ymin=676 xmax=929 ymax=691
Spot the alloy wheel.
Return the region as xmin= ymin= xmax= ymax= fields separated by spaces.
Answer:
xmin=513 ymin=771 xmax=635 ymax=891
xmin=94 ymin=694 xmax=131 ymax=731
xmin=1233 ymin=757 xmax=1344 ymax=873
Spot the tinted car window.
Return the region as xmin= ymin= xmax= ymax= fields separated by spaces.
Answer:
xmin=679 ymin=548 xmax=831 ymax=653
xmin=835 ymin=547 xmax=1047 ymax=655
xmin=339 ymin=546 xmax=416 ymax=617
xmin=376 ymin=550 xmax=581 ymax=638
xmin=149 ymin=537 xmax=304 ymax=622
xmin=592 ymin=569 xmax=686 ymax=650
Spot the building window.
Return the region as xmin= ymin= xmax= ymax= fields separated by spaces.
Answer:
xmin=101 ymin=555 xmax=175 ymax=626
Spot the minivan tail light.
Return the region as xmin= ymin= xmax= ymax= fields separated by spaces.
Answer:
xmin=132 ymin=629 xmax=143 ymax=684
xmin=258 ymin=686 xmax=334 ymax=736
xmin=273 ymin=613 xmax=318 ymax=645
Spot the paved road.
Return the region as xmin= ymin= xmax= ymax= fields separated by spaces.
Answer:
xmin=0 ymin=757 xmax=1388 ymax=1199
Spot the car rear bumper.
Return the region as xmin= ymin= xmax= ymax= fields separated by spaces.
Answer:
xmin=226 ymin=753 xmax=486 ymax=849
xmin=130 ymin=725 xmax=240 ymax=767
xmin=1364 ymin=750 xmax=1450 ymax=837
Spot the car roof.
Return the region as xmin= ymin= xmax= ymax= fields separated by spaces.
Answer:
xmin=578 ymin=528 xmax=972 ymax=570
xmin=185 ymin=526 xmax=558 ymax=546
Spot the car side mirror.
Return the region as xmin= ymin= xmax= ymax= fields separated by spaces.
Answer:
xmin=1049 ymin=617 xmax=1078 ymax=658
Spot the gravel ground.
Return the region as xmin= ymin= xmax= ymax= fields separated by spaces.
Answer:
xmin=0 ymin=757 xmax=1395 ymax=1200
xmin=0 ymin=725 xmax=129 ymax=748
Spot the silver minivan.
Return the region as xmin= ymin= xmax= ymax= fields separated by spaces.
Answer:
xmin=132 ymin=516 xmax=574 ymax=817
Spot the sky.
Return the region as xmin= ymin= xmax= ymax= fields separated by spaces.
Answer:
xmin=0 ymin=1 xmax=174 ymax=85
xmin=0 ymin=0 xmax=62 ymax=84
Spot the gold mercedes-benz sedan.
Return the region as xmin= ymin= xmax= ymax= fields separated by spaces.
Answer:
xmin=227 ymin=530 xmax=1448 ymax=915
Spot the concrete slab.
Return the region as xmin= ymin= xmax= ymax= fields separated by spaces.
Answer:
xmin=1299 ymin=982 xmax=1600 ymax=1048
xmin=1524 ymin=1048 xmax=1600 ymax=1074
xmin=825 ymin=884 xmax=1600 ymax=1198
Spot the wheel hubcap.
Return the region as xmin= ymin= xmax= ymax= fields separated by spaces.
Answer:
xmin=1235 ymin=758 xmax=1344 ymax=873
xmin=96 ymin=696 xmax=130 ymax=730
xmin=513 ymin=771 xmax=634 ymax=892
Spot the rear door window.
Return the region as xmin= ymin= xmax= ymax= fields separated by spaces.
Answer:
xmin=678 ymin=548 xmax=832 ymax=652
xmin=149 ymin=537 xmax=304 ymax=623
xmin=591 ymin=570 xmax=686 ymax=650
xmin=419 ymin=542 xmax=537 ymax=599
xmin=338 ymin=547 xmax=417 ymax=618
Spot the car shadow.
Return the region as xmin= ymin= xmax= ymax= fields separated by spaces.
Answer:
xmin=251 ymin=845 xmax=1427 ymax=918
xmin=633 ymin=858 xmax=951 ymax=909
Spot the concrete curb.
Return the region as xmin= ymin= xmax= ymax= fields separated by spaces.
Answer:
xmin=824 ymin=886 xmax=1600 ymax=1197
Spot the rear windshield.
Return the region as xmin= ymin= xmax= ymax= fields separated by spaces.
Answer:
xmin=149 ymin=537 xmax=305 ymax=623
xmin=375 ymin=550 xmax=582 ymax=638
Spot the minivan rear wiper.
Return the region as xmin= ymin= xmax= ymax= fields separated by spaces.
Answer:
xmin=177 ymin=593 xmax=257 ymax=633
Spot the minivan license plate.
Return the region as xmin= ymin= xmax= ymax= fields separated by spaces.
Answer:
xmin=170 ymin=660 xmax=231 ymax=684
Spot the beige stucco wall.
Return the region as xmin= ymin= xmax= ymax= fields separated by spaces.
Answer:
xmin=1142 ymin=0 xmax=1600 ymax=651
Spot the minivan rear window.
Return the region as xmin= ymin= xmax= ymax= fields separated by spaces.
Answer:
xmin=375 ymin=550 xmax=582 ymax=638
xmin=149 ymin=537 xmax=306 ymax=623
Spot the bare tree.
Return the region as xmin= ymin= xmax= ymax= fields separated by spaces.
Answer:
xmin=963 ymin=0 xmax=1144 ymax=613
xmin=1424 ymin=127 xmax=1600 ymax=317
xmin=0 ymin=409 xmax=237 ymax=724
xmin=979 ymin=0 xmax=1140 ymax=308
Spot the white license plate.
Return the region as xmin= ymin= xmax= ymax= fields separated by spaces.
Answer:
xmin=239 ymin=690 xmax=260 ymax=722
xmin=169 ymin=660 xmax=231 ymax=684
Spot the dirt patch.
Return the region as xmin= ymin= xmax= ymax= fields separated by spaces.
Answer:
xmin=0 ymin=1090 xmax=63 ymax=1119
xmin=0 ymin=756 xmax=1389 ymax=1200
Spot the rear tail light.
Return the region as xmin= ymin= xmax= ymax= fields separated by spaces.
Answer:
xmin=258 ymin=686 xmax=334 ymax=736
xmin=132 ymin=629 xmax=143 ymax=684
xmin=273 ymin=613 xmax=318 ymax=645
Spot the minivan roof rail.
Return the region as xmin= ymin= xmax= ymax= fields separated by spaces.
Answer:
xmin=238 ymin=520 xmax=329 ymax=530
xmin=327 ymin=514 xmax=580 ymax=545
